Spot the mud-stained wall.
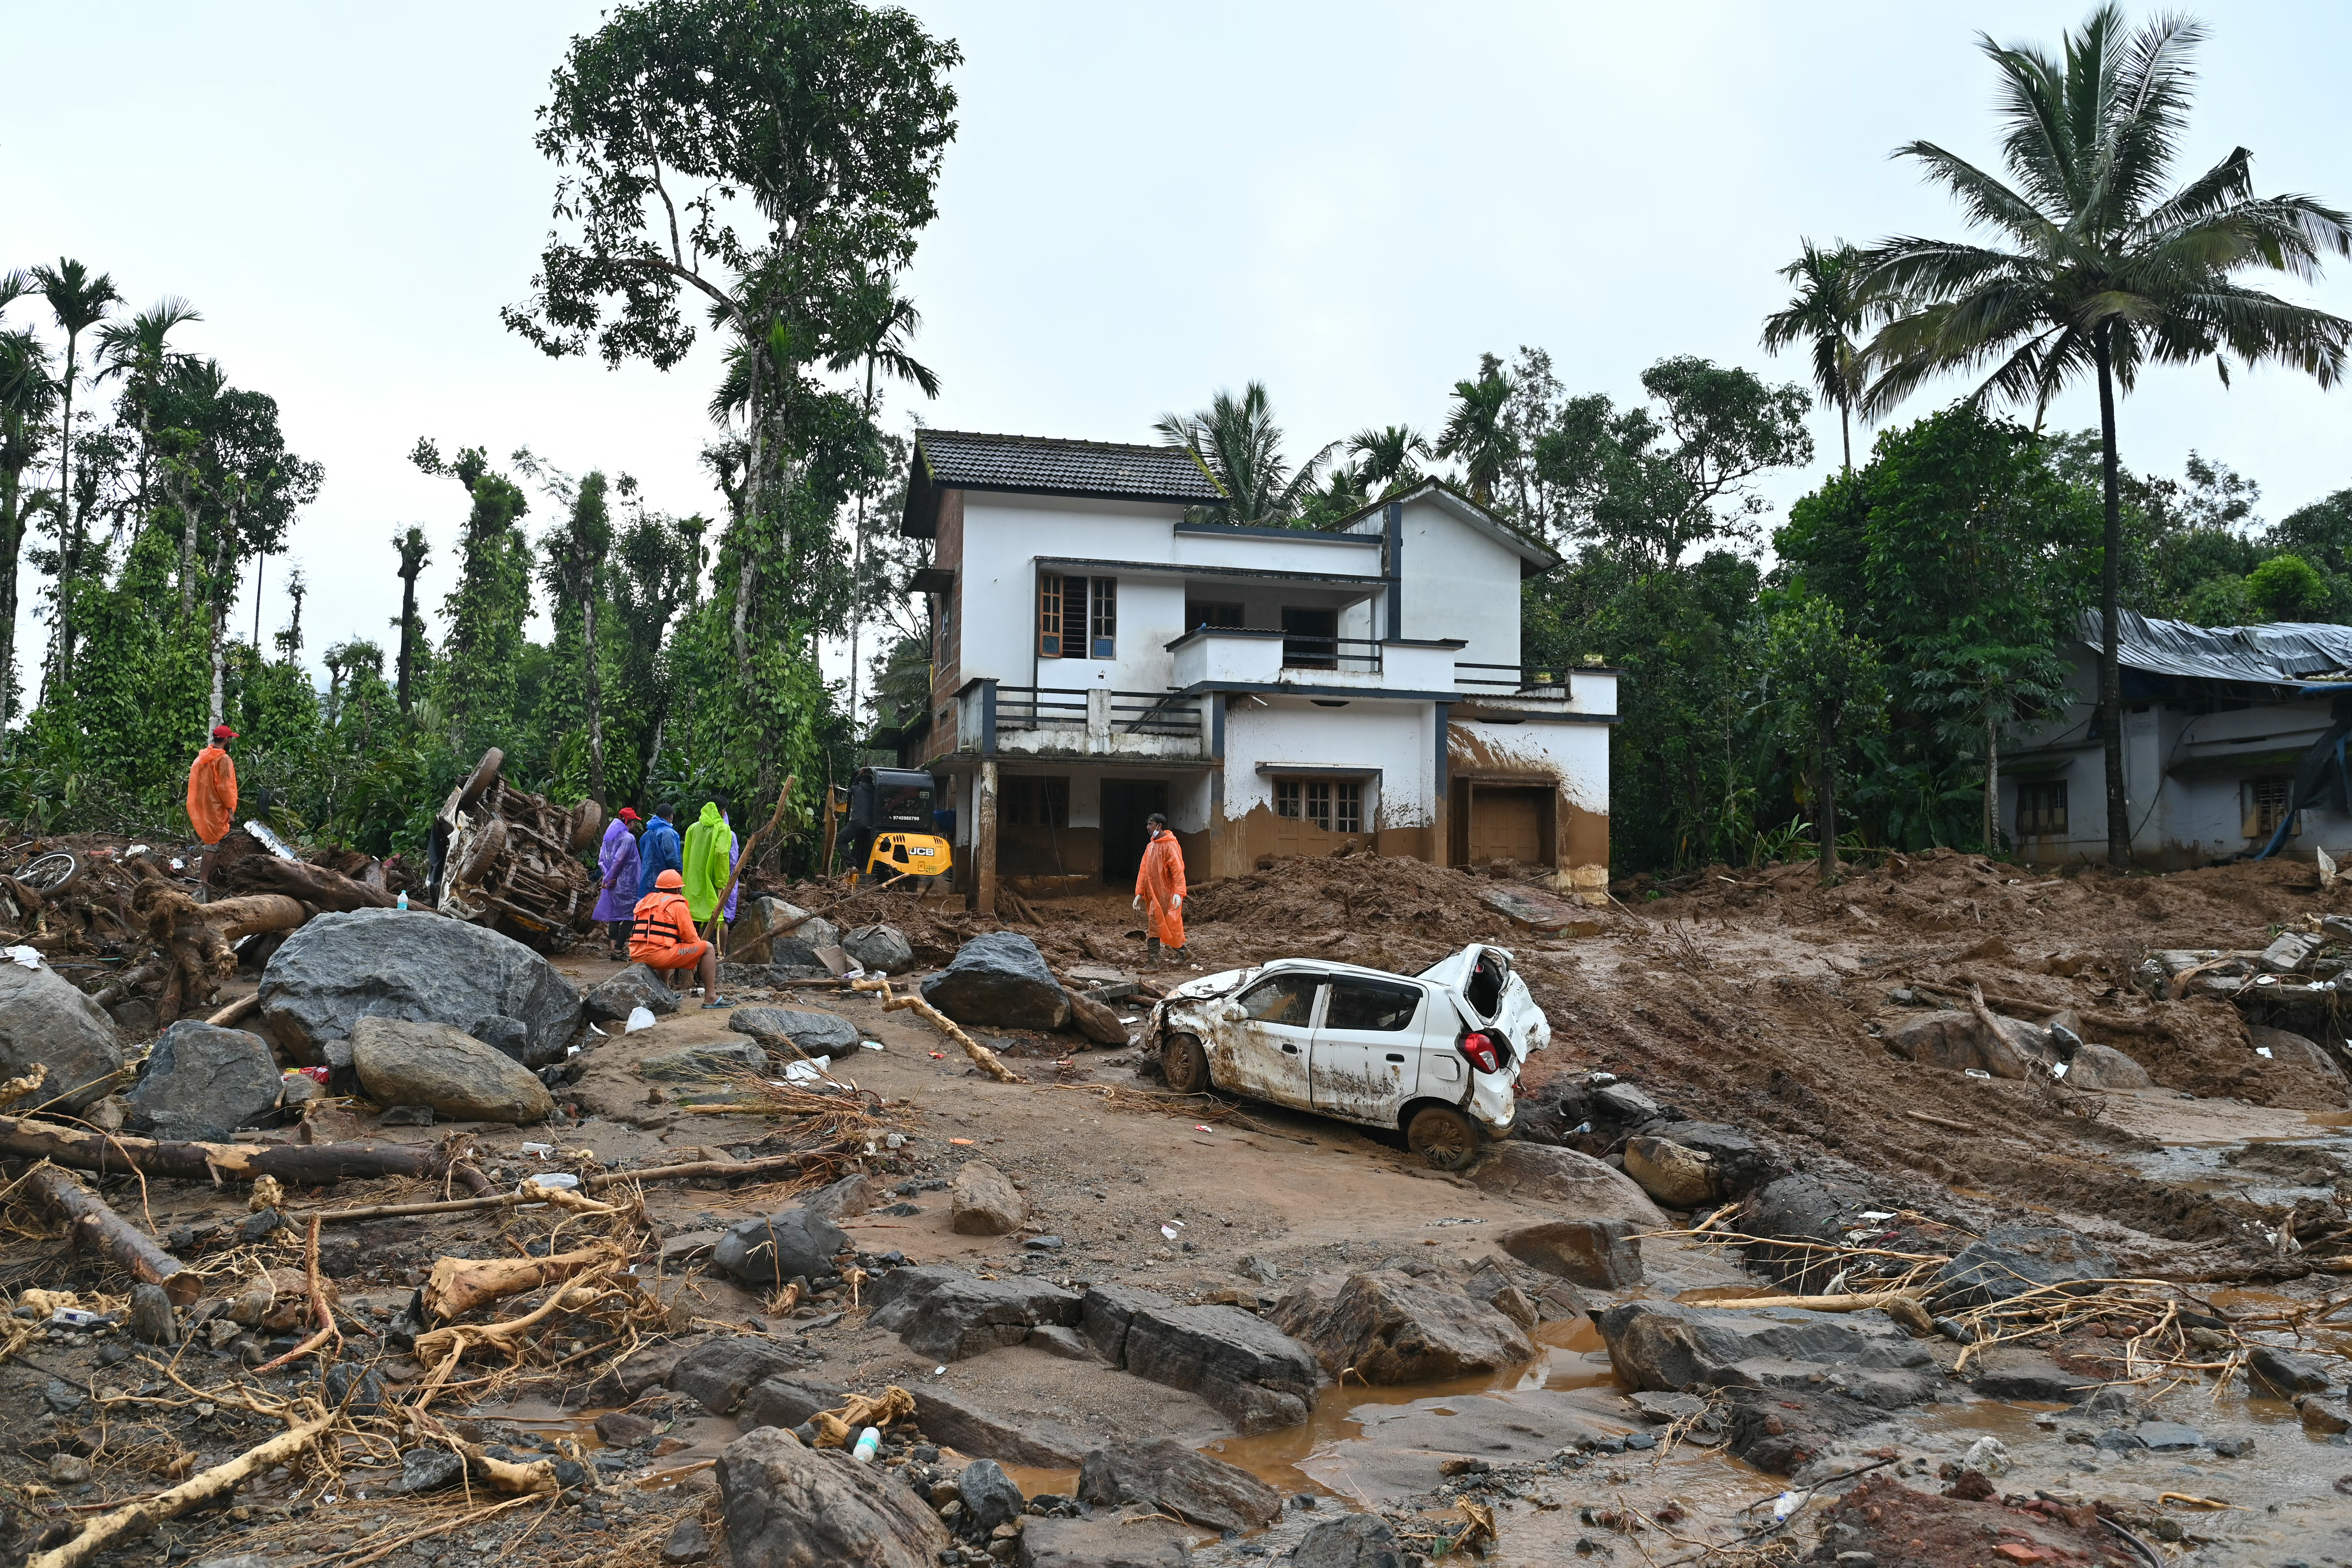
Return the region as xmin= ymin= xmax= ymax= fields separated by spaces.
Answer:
xmin=1449 ymin=718 xmax=1610 ymax=904
xmin=1212 ymin=800 xmax=1440 ymax=877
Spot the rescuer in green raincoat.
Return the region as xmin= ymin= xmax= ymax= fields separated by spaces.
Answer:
xmin=681 ymin=800 xmax=736 ymax=925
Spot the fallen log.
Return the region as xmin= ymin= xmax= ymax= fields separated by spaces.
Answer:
xmin=0 ymin=1115 xmax=495 ymax=1194
xmin=411 ymin=1262 xmax=623 ymax=1380
xmin=199 ymin=894 xmax=310 ymax=941
xmin=292 ymin=1151 xmax=809 ymax=1225
xmin=224 ymin=857 xmax=393 ymax=912
xmin=853 ymin=975 xmax=1022 ymax=1084
xmin=25 ymin=1164 xmax=202 ymax=1305
xmin=25 ymin=1413 xmax=336 ymax=1568
xmin=205 ymin=993 xmax=263 ymax=1028
xmin=422 ymin=1243 xmax=623 ymax=1323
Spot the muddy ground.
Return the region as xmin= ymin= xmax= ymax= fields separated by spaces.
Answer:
xmin=8 ymin=846 xmax=2352 ymax=1566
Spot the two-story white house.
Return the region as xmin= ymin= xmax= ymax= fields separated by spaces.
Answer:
xmin=887 ymin=429 xmax=1617 ymax=911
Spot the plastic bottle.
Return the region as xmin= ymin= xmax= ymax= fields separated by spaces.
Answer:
xmin=851 ymin=1427 xmax=881 ymax=1464
xmin=396 ymin=891 xmax=409 ymax=911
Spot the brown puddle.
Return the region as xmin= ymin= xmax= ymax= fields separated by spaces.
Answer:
xmin=1192 ymin=1317 xmax=1618 ymax=1499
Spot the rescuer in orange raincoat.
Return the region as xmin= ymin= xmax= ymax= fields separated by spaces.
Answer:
xmin=1133 ymin=811 xmax=1187 ymax=964
xmin=629 ymin=868 xmax=727 ymax=1006
xmin=187 ymin=724 xmax=239 ymax=894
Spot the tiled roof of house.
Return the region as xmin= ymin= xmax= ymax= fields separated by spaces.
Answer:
xmin=917 ymin=429 xmax=1223 ymax=504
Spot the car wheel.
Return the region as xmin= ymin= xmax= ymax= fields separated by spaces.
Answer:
xmin=567 ymin=798 xmax=605 ymax=852
xmin=458 ymin=819 xmax=508 ymax=885
xmin=455 ymin=748 xmax=505 ymax=813
xmin=1162 ymin=1033 xmax=1211 ymax=1095
xmin=1406 ymin=1105 xmax=1482 ymax=1171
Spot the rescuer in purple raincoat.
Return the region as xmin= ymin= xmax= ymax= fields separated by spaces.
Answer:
xmin=594 ymin=808 xmax=643 ymax=958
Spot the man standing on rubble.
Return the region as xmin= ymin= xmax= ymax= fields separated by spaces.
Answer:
xmin=637 ymin=802 xmax=683 ymax=900
xmin=629 ymin=867 xmax=727 ymax=1006
xmin=681 ymin=799 xmax=734 ymax=930
xmin=185 ymin=724 xmax=239 ymax=898
xmin=594 ymin=807 xmax=642 ymax=959
xmin=1134 ymin=810 xmax=1187 ymax=966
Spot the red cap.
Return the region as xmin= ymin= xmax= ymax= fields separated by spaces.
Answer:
xmin=212 ymin=725 xmax=238 ymax=741
xmin=655 ymin=869 xmax=683 ymax=889
xmin=617 ymin=808 xmax=641 ymax=823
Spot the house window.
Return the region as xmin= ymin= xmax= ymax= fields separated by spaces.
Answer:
xmin=1275 ymin=778 xmax=1362 ymax=834
xmin=1186 ymin=600 xmax=1244 ymax=630
xmin=1038 ymin=574 xmax=1116 ymax=659
xmin=2015 ymin=780 xmax=2067 ymax=837
xmin=1280 ymin=605 xmax=1338 ymax=669
xmin=2246 ymin=777 xmax=2296 ymax=838
xmin=1001 ymin=776 xmax=1069 ymax=828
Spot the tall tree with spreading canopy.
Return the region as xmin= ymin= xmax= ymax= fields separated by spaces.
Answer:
xmin=1858 ymin=5 xmax=2352 ymax=867
xmin=1760 ymin=239 xmax=1877 ymax=473
xmin=0 ymin=273 xmax=54 ymax=722
xmin=1765 ymin=592 xmax=1885 ymax=884
xmin=544 ymin=470 xmax=615 ymax=802
xmin=412 ymin=440 xmax=532 ymax=755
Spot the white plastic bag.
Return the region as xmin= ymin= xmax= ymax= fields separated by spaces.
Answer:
xmin=625 ymin=1006 xmax=657 ymax=1033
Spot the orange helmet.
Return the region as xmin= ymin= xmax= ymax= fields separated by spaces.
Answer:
xmin=655 ymin=869 xmax=684 ymax=890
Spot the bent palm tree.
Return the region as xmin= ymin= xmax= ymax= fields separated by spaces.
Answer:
xmin=1155 ymin=383 xmax=1334 ymax=526
xmin=1858 ymin=6 xmax=2352 ymax=869
xmin=1760 ymin=239 xmax=1877 ymax=473
xmin=1435 ymin=355 xmax=1514 ymax=506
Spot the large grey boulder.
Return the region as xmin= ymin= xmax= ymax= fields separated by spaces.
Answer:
xmin=744 ymin=898 xmax=840 ymax=956
xmin=717 ymin=1427 xmax=949 ymax=1568
xmin=1294 ymin=1516 xmax=1408 ymax=1568
xmin=730 ymin=1006 xmax=860 ymax=1056
xmin=638 ymin=1040 xmax=767 ymax=1082
xmin=737 ymin=1375 xmax=848 ymax=1433
xmin=259 ymin=908 xmax=582 ymax=1068
xmin=584 ymin=964 xmax=680 ymax=1024
xmin=349 ymin=1018 xmax=553 ymax=1124
xmin=1075 ymin=1438 xmax=1281 ymax=1531
xmin=1595 ymin=1300 xmax=1941 ymax=1409
xmin=865 ymin=1265 xmax=1079 ymax=1361
xmin=1926 ymin=1225 xmax=2112 ymax=1313
xmin=841 ymin=923 xmax=914 ymax=975
xmin=1269 ymin=1271 xmax=1532 ymax=1384
xmin=711 ymin=1206 xmax=850 ymax=1289
xmin=2065 ymin=1040 xmax=2155 ymax=1090
xmin=0 ymin=961 xmax=124 ymax=1112
xmin=1467 ymin=1143 xmax=1666 ymax=1225
xmin=921 ymin=932 xmax=1070 ymax=1031
xmin=1019 ymin=1505 xmax=1192 ymax=1568
xmin=670 ymin=1338 xmax=811 ymax=1416
xmin=1498 ymin=1218 xmax=1643 ymax=1288
xmin=1882 ymin=1009 xmax=2054 ymax=1079
xmin=125 ymin=1022 xmax=281 ymax=1141
xmin=1081 ymin=1284 xmax=1321 ymax=1434
xmin=910 ymin=1386 xmax=1089 ymax=1467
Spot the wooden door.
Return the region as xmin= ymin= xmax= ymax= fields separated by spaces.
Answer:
xmin=1468 ymin=786 xmax=1546 ymax=865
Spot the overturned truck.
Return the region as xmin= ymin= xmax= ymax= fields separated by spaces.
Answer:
xmin=426 ymin=748 xmax=601 ymax=954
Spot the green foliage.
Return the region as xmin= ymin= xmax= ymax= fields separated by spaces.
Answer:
xmin=413 ymin=440 xmax=533 ymax=757
xmin=2247 ymin=553 xmax=2327 ymax=620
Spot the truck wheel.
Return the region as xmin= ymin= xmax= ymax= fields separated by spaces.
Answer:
xmin=1406 ymin=1105 xmax=1483 ymax=1171
xmin=567 ymin=799 xmax=604 ymax=852
xmin=1162 ymin=1033 xmax=1211 ymax=1095
xmin=456 ymin=748 xmax=505 ymax=813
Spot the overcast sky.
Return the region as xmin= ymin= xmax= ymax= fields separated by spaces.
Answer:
xmin=6 ymin=2 xmax=2349 ymax=695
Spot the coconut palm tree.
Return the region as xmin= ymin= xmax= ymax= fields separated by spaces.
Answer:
xmin=1435 ymin=354 xmax=1515 ymax=506
xmin=1347 ymin=425 xmax=1431 ymax=498
xmin=1760 ymin=239 xmax=1878 ymax=473
xmin=1857 ymin=6 xmax=2352 ymax=868
xmin=1154 ymin=383 xmax=1334 ymax=526
xmin=28 ymin=258 xmax=121 ymax=683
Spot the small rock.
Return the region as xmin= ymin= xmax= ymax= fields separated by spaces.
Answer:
xmin=659 ymin=1515 xmax=712 ymax=1564
xmin=960 ymin=1458 xmax=1026 ymax=1533
xmin=951 ymin=1162 xmax=1027 ymax=1236
xmin=2134 ymin=1420 xmax=2204 ymax=1451
xmin=597 ymin=1411 xmax=659 ymax=1447
xmin=842 ymin=922 xmax=916 ymax=975
xmin=1027 ymin=1325 xmax=1099 ymax=1363
xmin=127 ymin=1283 xmax=178 ymax=1346
xmin=42 ymin=1378 xmax=85 ymax=1414
xmin=1291 ymin=1512 xmax=1407 ymax=1568
xmin=1063 ymin=989 xmax=1129 ymax=1046
xmin=397 ymin=1448 xmax=466 ymax=1494
xmin=1023 ymin=1236 xmax=1063 ymax=1251
xmin=49 ymin=1453 xmax=92 ymax=1485
xmin=1237 ymin=1255 xmax=1280 ymax=1285
xmin=585 ymin=964 xmax=683 ymax=1023
xmin=1497 ymin=1218 xmax=1643 ymax=1288
xmin=2208 ymin=1435 xmax=2255 ymax=1457
xmin=639 ymin=1041 xmax=769 ymax=1082
xmin=323 ymin=1363 xmax=385 ymax=1416
xmin=379 ymin=1104 xmax=435 ymax=1126
xmin=711 ymin=1206 xmax=852 ymax=1289
xmin=2301 ymin=1397 xmax=2352 ymax=1436
xmin=1962 ymin=1435 xmax=2012 ymax=1476
xmin=731 ymin=1006 xmax=862 ymax=1056
xmin=2251 ymin=1344 xmax=2333 ymax=1394
xmin=1621 ymin=1135 xmax=1716 ymax=1208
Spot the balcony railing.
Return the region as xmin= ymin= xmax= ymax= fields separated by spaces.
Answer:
xmin=995 ymin=687 xmax=1202 ymax=739
xmin=1454 ymin=661 xmax=1571 ymax=697
xmin=1281 ymin=635 xmax=1382 ymax=673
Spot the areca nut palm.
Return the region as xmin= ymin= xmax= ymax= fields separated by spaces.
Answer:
xmin=1858 ymin=6 xmax=2352 ymax=870
xmin=826 ymin=281 xmax=938 ymax=733
xmin=94 ymin=295 xmax=202 ymax=521
xmin=28 ymin=257 xmax=120 ymax=678
xmin=1760 ymin=239 xmax=1877 ymax=473
xmin=1347 ymin=424 xmax=1431 ymax=495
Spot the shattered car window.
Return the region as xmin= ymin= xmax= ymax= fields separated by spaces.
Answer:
xmin=1466 ymin=953 xmax=1506 ymax=1018
xmin=1325 ymin=979 xmax=1422 ymax=1032
xmin=1236 ymin=975 xmax=1321 ymax=1025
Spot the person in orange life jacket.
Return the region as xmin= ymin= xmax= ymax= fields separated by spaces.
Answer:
xmin=187 ymin=723 xmax=239 ymax=897
xmin=629 ymin=868 xmax=727 ymax=1006
xmin=1133 ymin=811 xmax=1186 ymax=964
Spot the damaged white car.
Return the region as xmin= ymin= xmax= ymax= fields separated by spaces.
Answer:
xmin=1148 ymin=944 xmax=1549 ymax=1169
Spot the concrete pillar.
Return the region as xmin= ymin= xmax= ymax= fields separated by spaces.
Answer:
xmin=1085 ymin=687 xmax=1112 ymax=753
xmin=975 ymin=758 xmax=999 ymax=917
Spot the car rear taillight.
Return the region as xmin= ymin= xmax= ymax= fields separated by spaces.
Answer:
xmin=1460 ymin=1032 xmax=1501 ymax=1074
